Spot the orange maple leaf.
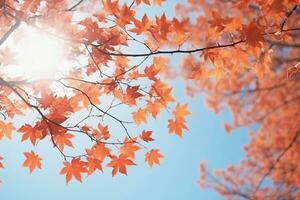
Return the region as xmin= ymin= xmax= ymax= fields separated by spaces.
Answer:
xmin=19 ymin=124 xmax=43 ymax=145
xmin=92 ymin=123 xmax=110 ymax=140
xmin=146 ymin=100 xmax=164 ymax=118
xmin=145 ymin=149 xmax=163 ymax=167
xmin=132 ymin=108 xmax=148 ymax=125
xmin=102 ymin=0 xmax=119 ymax=15
xmin=152 ymin=81 xmax=175 ymax=103
xmin=39 ymin=92 xmax=55 ymax=109
xmin=69 ymin=94 xmax=84 ymax=111
xmin=86 ymin=143 xmax=110 ymax=161
xmin=130 ymin=14 xmax=152 ymax=35
xmin=144 ymin=64 xmax=160 ymax=81
xmin=86 ymin=158 xmax=103 ymax=175
xmin=208 ymin=10 xmax=232 ymax=33
xmin=241 ymin=21 xmax=264 ymax=47
xmin=171 ymin=17 xmax=188 ymax=34
xmin=120 ymin=141 xmax=141 ymax=159
xmin=22 ymin=151 xmax=42 ymax=173
xmin=124 ymin=86 xmax=143 ymax=106
xmin=53 ymin=133 xmax=74 ymax=151
xmin=115 ymin=4 xmax=135 ymax=27
xmin=140 ymin=130 xmax=154 ymax=142
xmin=107 ymin=154 xmax=135 ymax=176
xmin=173 ymin=103 xmax=191 ymax=120
xmin=0 ymin=121 xmax=15 ymax=140
xmin=80 ymin=84 xmax=102 ymax=108
xmin=60 ymin=158 xmax=87 ymax=183
xmin=168 ymin=118 xmax=189 ymax=137
xmin=136 ymin=0 xmax=150 ymax=5
xmin=153 ymin=0 xmax=165 ymax=6
xmin=153 ymin=13 xmax=171 ymax=40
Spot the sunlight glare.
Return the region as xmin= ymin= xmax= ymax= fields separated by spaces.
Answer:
xmin=13 ymin=25 xmax=67 ymax=79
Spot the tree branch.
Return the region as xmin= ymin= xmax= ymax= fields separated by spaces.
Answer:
xmin=67 ymin=0 xmax=85 ymax=11
xmin=280 ymin=5 xmax=298 ymax=31
xmin=0 ymin=19 xmax=20 ymax=46
xmin=92 ymin=27 xmax=300 ymax=57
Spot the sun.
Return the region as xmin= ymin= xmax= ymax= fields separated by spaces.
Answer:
xmin=10 ymin=24 xmax=67 ymax=80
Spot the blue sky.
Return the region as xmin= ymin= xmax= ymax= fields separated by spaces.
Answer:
xmin=0 ymin=1 xmax=249 ymax=200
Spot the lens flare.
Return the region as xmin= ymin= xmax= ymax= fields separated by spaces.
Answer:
xmin=13 ymin=25 xmax=66 ymax=79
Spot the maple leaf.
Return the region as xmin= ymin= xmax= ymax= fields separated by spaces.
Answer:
xmin=145 ymin=149 xmax=163 ymax=167
xmin=173 ymin=103 xmax=191 ymax=120
xmin=0 ymin=121 xmax=15 ymax=140
xmin=144 ymin=64 xmax=160 ymax=81
xmin=86 ymin=143 xmax=110 ymax=161
xmin=53 ymin=133 xmax=74 ymax=151
xmin=136 ymin=0 xmax=150 ymax=5
xmin=168 ymin=118 xmax=189 ymax=137
xmin=153 ymin=56 xmax=172 ymax=78
xmin=140 ymin=130 xmax=154 ymax=142
xmin=19 ymin=124 xmax=43 ymax=145
xmin=51 ymin=96 xmax=73 ymax=114
xmin=39 ymin=92 xmax=55 ymax=109
xmin=107 ymin=154 xmax=135 ymax=176
xmin=115 ymin=4 xmax=135 ymax=27
xmin=132 ymin=108 xmax=148 ymax=125
xmin=86 ymin=158 xmax=103 ymax=175
xmin=241 ymin=21 xmax=264 ymax=47
xmin=78 ymin=127 xmax=89 ymax=137
xmin=69 ymin=94 xmax=83 ymax=111
xmin=120 ymin=140 xmax=141 ymax=159
xmin=146 ymin=100 xmax=164 ymax=118
xmin=116 ymin=55 xmax=129 ymax=70
xmin=130 ymin=14 xmax=152 ymax=35
xmin=92 ymin=123 xmax=110 ymax=140
xmin=34 ymin=120 xmax=49 ymax=139
xmin=171 ymin=17 xmax=188 ymax=34
xmin=22 ymin=151 xmax=42 ymax=173
xmin=153 ymin=0 xmax=165 ymax=6
xmin=152 ymin=81 xmax=175 ymax=103
xmin=81 ymin=84 xmax=102 ymax=108
xmin=153 ymin=13 xmax=171 ymax=40
xmin=4 ymin=99 xmax=26 ymax=118
xmin=47 ymin=96 xmax=73 ymax=124
xmin=208 ymin=10 xmax=232 ymax=33
xmin=60 ymin=158 xmax=87 ymax=183
xmin=124 ymin=86 xmax=143 ymax=106
xmin=102 ymin=0 xmax=119 ymax=15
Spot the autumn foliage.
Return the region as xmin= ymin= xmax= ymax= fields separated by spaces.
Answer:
xmin=0 ymin=0 xmax=299 ymax=198
xmin=172 ymin=1 xmax=300 ymax=199
xmin=0 ymin=0 xmax=192 ymax=183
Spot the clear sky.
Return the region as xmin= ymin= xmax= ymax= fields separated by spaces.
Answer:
xmin=0 ymin=1 xmax=249 ymax=200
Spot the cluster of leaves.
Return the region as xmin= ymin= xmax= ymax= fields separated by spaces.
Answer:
xmin=170 ymin=0 xmax=300 ymax=199
xmin=0 ymin=0 xmax=194 ymax=183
